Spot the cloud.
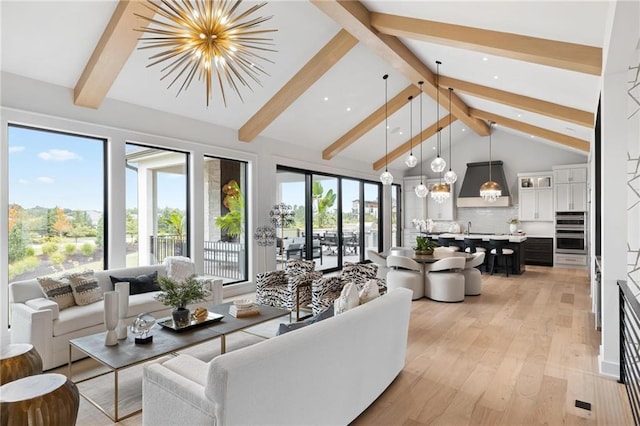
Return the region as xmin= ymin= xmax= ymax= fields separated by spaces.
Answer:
xmin=38 ymin=149 xmax=82 ymax=161
xmin=18 ymin=179 xmax=29 ymax=184
xmin=37 ymin=177 xmax=54 ymax=184
xmin=9 ymin=146 xmax=25 ymax=153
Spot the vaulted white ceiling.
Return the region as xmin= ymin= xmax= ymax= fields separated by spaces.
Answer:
xmin=1 ymin=1 xmax=608 ymax=172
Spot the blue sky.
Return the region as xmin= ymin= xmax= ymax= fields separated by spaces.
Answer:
xmin=8 ymin=126 xmax=185 ymax=212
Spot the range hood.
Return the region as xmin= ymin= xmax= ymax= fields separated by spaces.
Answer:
xmin=457 ymin=161 xmax=511 ymax=207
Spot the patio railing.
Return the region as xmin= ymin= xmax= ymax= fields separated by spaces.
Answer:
xmin=618 ymin=279 xmax=640 ymax=425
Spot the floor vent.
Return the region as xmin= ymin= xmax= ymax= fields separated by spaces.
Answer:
xmin=575 ymin=400 xmax=592 ymax=411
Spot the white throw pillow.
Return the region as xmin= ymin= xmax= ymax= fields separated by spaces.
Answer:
xmin=359 ymin=279 xmax=380 ymax=305
xmin=334 ymin=282 xmax=360 ymax=315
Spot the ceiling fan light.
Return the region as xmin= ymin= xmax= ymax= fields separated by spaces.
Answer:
xmin=380 ymin=170 xmax=394 ymax=185
xmin=415 ymin=183 xmax=429 ymax=198
xmin=405 ymin=153 xmax=418 ymax=168
xmin=430 ymin=156 xmax=446 ymax=173
xmin=444 ymin=170 xmax=457 ymax=185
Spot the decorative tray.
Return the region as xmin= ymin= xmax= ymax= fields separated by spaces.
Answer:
xmin=157 ymin=311 xmax=224 ymax=332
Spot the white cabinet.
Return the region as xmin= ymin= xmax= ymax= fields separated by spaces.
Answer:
xmin=518 ymin=172 xmax=553 ymax=221
xmin=553 ymin=164 xmax=588 ymax=212
xmin=426 ymin=179 xmax=455 ymax=221
xmin=403 ymin=176 xmax=427 ymax=225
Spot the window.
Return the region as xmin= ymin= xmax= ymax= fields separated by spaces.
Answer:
xmin=126 ymin=143 xmax=188 ymax=266
xmin=7 ymin=124 xmax=106 ymax=290
xmin=204 ymin=156 xmax=247 ymax=284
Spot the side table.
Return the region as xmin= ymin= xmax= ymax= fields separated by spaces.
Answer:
xmin=0 ymin=343 xmax=43 ymax=385
xmin=0 ymin=373 xmax=79 ymax=425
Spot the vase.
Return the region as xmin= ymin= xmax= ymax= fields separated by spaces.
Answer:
xmin=114 ymin=281 xmax=129 ymax=340
xmin=509 ymin=224 xmax=517 ymax=234
xmin=172 ymin=308 xmax=191 ymax=328
xmin=103 ymin=291 xmax=118 ymax=346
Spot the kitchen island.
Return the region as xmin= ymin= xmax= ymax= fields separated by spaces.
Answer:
xmin=428 ymin=233 xmax=527 ymax=275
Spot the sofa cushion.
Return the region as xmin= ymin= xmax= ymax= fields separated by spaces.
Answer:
xmin=37 ymin=276 xmax=76 ymax=310
xmin=110 ymin=271 xmax=160 ymax=295
xmin=127 ymin=292 xmax=168 ymax=318
xmin=53 ymin=300 xmax=106 ymax=336
xmin=277 ymin=305 xmax=334 ymax=335
xmin=67 ymin=270 xmax=103 ymax=306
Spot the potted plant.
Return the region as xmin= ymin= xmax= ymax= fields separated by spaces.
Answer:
xmin=507 ymin=218 xmax=520 ymax=234
xmin=414 ymin=236 xmax=439 ymax=255
xmin=155 ymin=276 xmax=210 ymax=328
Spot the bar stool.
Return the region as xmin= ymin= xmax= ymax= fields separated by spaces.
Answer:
xmin=463 ymin=237 xmax=487 ymax=272
xmin=437 ymin=236 xmax=461 ymax=252
xmin=488 ymin=238 xmax=514 ymax=276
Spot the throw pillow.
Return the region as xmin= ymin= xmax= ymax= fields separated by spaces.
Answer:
xmin=66 ymin=270 xmax=103 ymax=306
xmin=359 ymin=279 xmax=380 ymax=304
xmin=37 ymin=276 xmax=76 ymax=310
xmin=110 ymin=271 xmax=159 ymax=295
xmin=164 ymin=256 xmax=196 ymax=282
xmin=277 ymin=305 xmax=334 ymax=335
xmin=334 ymin=282 xmax=359 ymax=315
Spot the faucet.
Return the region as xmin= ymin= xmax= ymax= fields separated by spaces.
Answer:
xmin=466 ymin=221 xmax=471 ymax=235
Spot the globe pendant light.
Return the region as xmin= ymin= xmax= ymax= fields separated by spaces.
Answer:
xmin=444 ymin=87 xmax=458 ymax=185
xmin=430 ymin=61 xmax=446 ymax=174
xmin=415 ymin=81 xmax=428 ymax=198
xmin=404 ymin=95 xmax=417 ymax=168
xmin=380 ymin=74 xmax=393 ymax=185
xmin=480 ymin=121 xmax=502 ymax=202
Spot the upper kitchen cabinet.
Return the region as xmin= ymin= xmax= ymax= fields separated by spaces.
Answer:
xmin=427 ymin=179 xmax=455 ymax=221
xmin=518 ymin=172 xmax=553 ymax=221
xmin=403 ymin=176 xmax=427 ymax=225
xmin=553 ymin=164 xmax=588 ymax=212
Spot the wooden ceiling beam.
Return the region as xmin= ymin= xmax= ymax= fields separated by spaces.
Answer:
xmin=323 ymin=85 xmax=420 ymax=160
xmin=469 ymin=108 xmax=590 ymax=152
xmin=373 ymin=114 xmax=457 ymax=171
xmin=74 ymin=0 xmax=153 ymax=109
xmin=311 ymin=0 xmax=489 ymax=137
xmin=239 ymin=29 xmax=358 ymax=142
xmin=439 ymin=76 xmax=594 ymax=128
xmin=371 ymin=12 xmax=602 ymax=76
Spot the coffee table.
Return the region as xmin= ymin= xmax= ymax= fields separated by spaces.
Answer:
xmin=68 ymin=302 xmax=288 ymax=422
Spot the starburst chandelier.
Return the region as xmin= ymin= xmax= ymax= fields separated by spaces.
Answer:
xmin=136 ymin=0 xmax=276 ymax=107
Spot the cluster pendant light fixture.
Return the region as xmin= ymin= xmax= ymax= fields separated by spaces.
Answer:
xmin=405 ymin=95 xmax=417 ymax=168
xmin=380 ymin=74 xmax=393 ymax=185
xmin=415 ymin=81 xmax=429 ymax=198
xmin=443 ymin=87 xmax=458 ymax=185
xmin=430 ymin=61 xmax=450 ymax=204
xmin=480 ymin=121 xmax=502 ymax=202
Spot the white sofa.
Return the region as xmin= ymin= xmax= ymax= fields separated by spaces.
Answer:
xmin=142 ymin=287 xmax=413 ymax=426
xmin=9 ymin=265 xmax=223 ymax=370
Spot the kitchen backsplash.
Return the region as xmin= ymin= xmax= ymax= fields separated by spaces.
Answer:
xmin=430 ymin=206 xmax=519 ymax=234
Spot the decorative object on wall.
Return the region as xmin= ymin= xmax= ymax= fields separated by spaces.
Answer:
xmin=136 ymin=0 xmax=276 ymax=106
xmin=444 ymin=88 xmax=458 ymax=185
xmin=480 ymin=121 xmax=502 ymax=202
xmin=103 ymin=291 xmax=118 ymax=346
xmin=114 ymin=281 xmax=129 ymax=340
xmin=269 ymin=202 xmax=294 ymax=248
xmin=405 ymin=95 xmax=417 ymax=168
xmin=380 ymin=74 xmax=393 ymax=185
xmin=254 ymin=225 xmax=276 ymax=271
xmin=415 ymin=81 xmax=429 ymax=198
xmin=430 ymin=61 xmax=446 ymax=174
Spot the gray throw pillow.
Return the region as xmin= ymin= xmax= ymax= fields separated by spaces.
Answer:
xmin=276 ymin=305 xmax=334 ymax=335
xmin=110 ymin=271 xmax=159 ymax=295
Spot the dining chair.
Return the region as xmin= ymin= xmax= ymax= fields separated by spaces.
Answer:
xmin=386 ymin=255 xmax=424 ymax=300
xmin=367 ymin=250 xmax=390 ymax=281
xmin=425 ymin=257 xmax=466 ymax=302
xmin=462 ymin=252 xmax=485 ymax=295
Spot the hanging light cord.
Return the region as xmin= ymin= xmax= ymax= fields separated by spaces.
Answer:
xmin=448 ymin=88 xmax=453 ymax=172
xmin=384 ymin=74 xmax=389 ymax=172
xmin=409 ymin=95 xmax=413 ymax=155
xmin=419 ymin=81 xmax=424 ymax=184
xmin=489 ymin=121 xmax=493 ymax=182
xmin=436 ymin=61 xmax=441 ymax=158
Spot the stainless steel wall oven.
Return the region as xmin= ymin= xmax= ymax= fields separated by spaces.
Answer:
xmin=555 ymin=212 xmax=587 ymax=254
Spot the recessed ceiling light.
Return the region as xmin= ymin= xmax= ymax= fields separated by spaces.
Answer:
xmin=432 ymin=146 xmax=436 ymax=150
xmin=323 ymin=96 xmax=328 ymax=101
xmin=517 ymin=113 xmax=522 ymax=118
xmin=346 ymin=107 xmax=351 ymax=112
xmin=531 ymin=135 xmax=535 ymax=138
xmin=493 ymin=75 xmax=499 ymax=80
xmin=399 ymin=131 xmax=403 ymax=135
xmin=461 ymin=128 xmax=466 ymax=132
xmin=483 ymin=57 xmax=489 ymax=62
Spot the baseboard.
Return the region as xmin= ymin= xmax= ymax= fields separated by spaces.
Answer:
xmin=599 ymin=351 xmax=621 ymax=379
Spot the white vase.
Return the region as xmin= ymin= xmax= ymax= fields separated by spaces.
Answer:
xmin=104 ymin=291 xmax=119 ymax=346
xmin=114 ymin=282 xmax=130 ymax=340
xmin=509 ymin=224 xmax=517 ymax=234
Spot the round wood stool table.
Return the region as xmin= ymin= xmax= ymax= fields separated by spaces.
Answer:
xmin=0 ymin=343 xmax=43 ymax=385
xmin=0 ymin=373 xmax=79 ymax=426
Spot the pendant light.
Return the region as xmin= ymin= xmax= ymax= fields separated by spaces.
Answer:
xmin=430 ymin=61 xmax=446 ymax=174
xmin=404 ymin=95 xmax=417 ymax=168
xmin=480 ymin=121 xmax=502 ymax=202
xmin=380 ymin=74 xmax=393 ymax=185
xmin=443 ymin=87 xmax=458 ymax=185
xmin=415 ymin=81 xmax=428 ymax=198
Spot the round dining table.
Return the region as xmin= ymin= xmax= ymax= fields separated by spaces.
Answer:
xmin=381 ymin=248 xmax=473 ymax=263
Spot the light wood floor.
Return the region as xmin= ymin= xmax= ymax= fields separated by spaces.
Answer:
xmin=66 ymin=266 xmax=632 ymax=425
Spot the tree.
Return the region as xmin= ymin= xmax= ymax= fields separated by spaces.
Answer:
xmin=53 ymin=207 xmax=71 ymax=237
xmin=126 ymin=210 xmax=138 ymax=243
xmin=8 ymin=203 xmax=22 ymax=233
xmin=312 ymin=182 xmax=336 ymax=228
xmin=95 ymin=215 xmax=104 ymax=248
xmin=8 ymin=222 xmax=27 ymax=263
xmin=159 ymin=209 xmax=185 ymax=236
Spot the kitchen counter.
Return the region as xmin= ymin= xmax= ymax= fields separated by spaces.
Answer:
xmin=436 ymin=233 xmax=527 ymax=243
